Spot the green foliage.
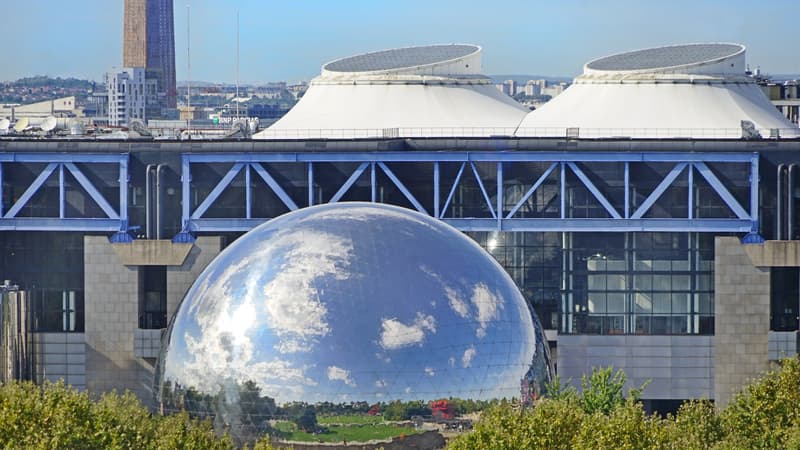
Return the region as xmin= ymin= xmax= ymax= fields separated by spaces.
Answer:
xmin=717 ymin=356 xmax=800 ymax=449
xmin=449 ymin=399 xmax=584 ymax=450
xmin=580 ymin=366 xmax=647 ymax=415
xmin=0 ymin=380 xmax=234 ymax=449
xmin=574 ymin=400 xmax=665 ymax=450
xmin=449 ymin=358 xmax=800 ymax=450
xmin=382 ymin=399 xmax=432 ymax=421
xmin=662 ymin=400 xmax=723 ymax=449
xmin=543 ymin=373 xmax=578 ymax=403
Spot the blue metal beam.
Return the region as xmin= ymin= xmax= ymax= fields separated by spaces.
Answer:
xmin=497 ymin=162 xmax=503 ymax=228
xmin=567 ymin=162 xmax=622 ymax=219
xmin=59 ymin=164 xmax=65 ymax=219
xmin=245 ymin=163 xmax=252 ymax=219
xmin=440 ymin=218 xmax=754 ymax=233
xmin=441 ymin=162 xmax=466 ymax=218
xmin=181 ymin=155 xmax=191 ymax=230
xmin=688 ymin=164 xmax=694 ymax=220
xmin=190 ymin=162 xmax=244 ymax=220
xmin=64 ymin=163 xmax=119 ymax=219
xmin=378 ymin=162 xmax=428 ymax=215
xmin=693 ymin=161 xmax=750 ymax=220
xmin=188 ymin=216 xmax=754 ymax=234
xmin=330 ymin=162 xmax=369 ymax=203
xmin=3 ymin=162 xmax=58 ymax=219
xmin=506 ymin=162 xmax=558 ymax=219
xmin=119 ymin=156 xmax=129 ymax=225
xmin=433 ymin=162 xmax=440 ymax=218
xmin=631 ymin=163 xmax=687 ymax=220
xmin=177 ymin=150 xmax=758 ymax=236
xmin=470 ymin=161 xmax=496 ymax=219
xmin=0 ymin=218 xmax=122 ymax=232
xmin=560 ymin=163 xmax=566 ymax=219
xmin=371 ymin=162 xmax=377 ymax=202
xmin=750 ymin=153 xmax=760 ymax=230
xmin=250 ymin=162 xmax=299 ymax=211
xmin=183 ymin=151 xmax=754 ymax=164
xmin=624 ymin=162 xmax=630 ymax=219
xmin=0 ymin=153 xmax=127 ymax=164
xmin=308 ymin=162 xmax=314 ymax=206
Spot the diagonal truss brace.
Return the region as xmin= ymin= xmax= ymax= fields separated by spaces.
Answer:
xmin=506 ymin=162 xmax=558 ymax=219
xmin=377 ymin=162 xmax=428 ymax=215
xmin=631 ymin=163 xmax=688 ymax=219
xmin=567 ymin=162 xmax=622 ymax=219
xmin=693 ymin=161 xmax=750 ymax=220
xmin=3 ymin=163 xmax=58 ymax=218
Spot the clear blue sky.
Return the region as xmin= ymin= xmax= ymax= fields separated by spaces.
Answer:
xmin=1 ymin=0 xmax=798 ymax=83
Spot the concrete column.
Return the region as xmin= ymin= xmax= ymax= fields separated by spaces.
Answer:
xmin=84 ymin=236 xmax=150 ymax=402
xmin=166 ymin=236 xmax=223 ymax=321
xmin=714 ymin=237 xmax=771 ymax=407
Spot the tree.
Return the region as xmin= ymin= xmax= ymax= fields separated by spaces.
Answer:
xmin=580 ymin=366 xmax=647 ymax=415
xmin=293 ymin=406 xmax=318 ymax=432
xmin=717 ymin=356 xmax=800 ymax=449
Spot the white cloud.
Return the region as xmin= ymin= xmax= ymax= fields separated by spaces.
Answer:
xmin=447 ymin=286 xmax=470 ymax=319
xmin=327 ymin=366 xmax=356 ymax=387
xmin=375 ymin=379 xmax=388 ymax=388
xmin=462 ymin=346 xmax=476 ymax=368
xmin=448 ymin=357 xmax=456 ymax=367
xmin=375 ymin=352 xmax=391 ymax=363
xmin=420 ymin=265 xmax=471 ymax=320
xmin=405 ymin=387 xmax=412 ymax=394
xmin=472 ymin=283 xmax=503 ymax=339
xmin=262 ymin=231 xmax=354 ymax=352
xmin=379 ymin=312 xmax=437 ymax=350
xmin=424 ymin=367 xmax=435 ymax=377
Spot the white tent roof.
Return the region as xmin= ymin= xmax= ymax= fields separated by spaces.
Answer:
xmin=517 ymin=43 xmax=799 ymax=139
xmin=254 ymin=45 xmax=528 ymax=140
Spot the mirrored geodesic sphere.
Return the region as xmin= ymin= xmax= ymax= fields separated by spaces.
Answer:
xmin=155 ymin=203 xmax=550 ymax=442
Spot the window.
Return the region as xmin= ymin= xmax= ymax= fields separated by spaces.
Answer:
xmin=561 ymin=232 xmax=715 ymax=335
xmin=140 ymin=266 xmax=167 ymax=329
xmin=29 ymin=288 xmax=84 ymax=332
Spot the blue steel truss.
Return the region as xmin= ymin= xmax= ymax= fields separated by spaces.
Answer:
xmin=0 ymin=153 xmax=130 ymax=240
xmin=177 ymin=151 xmax=760 ymax=241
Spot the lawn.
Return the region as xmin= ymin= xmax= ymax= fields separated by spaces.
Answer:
xmin=273 ymin=421 xmax=418 ymax=443
xmin=317 ymin=414 xmax=384 ymax=425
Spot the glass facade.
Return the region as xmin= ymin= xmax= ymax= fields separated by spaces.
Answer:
xmin=0 ymin=232 xmax=85 ymax=332
xmin=472 ymin=231 xmax=715 ymax=336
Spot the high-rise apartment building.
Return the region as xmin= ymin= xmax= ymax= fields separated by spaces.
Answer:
xmin=106 ymin=67 xmax=150 ymax=126
xmin=122 ymin=0 xmax=177 ymax=115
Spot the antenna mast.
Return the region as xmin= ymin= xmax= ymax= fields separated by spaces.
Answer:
xmin=236 ymin=10 xmax=240 ymax=121
xmin=186 ymin=2 xmax=192 ymax=135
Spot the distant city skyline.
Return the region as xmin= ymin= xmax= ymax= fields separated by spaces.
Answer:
xmin=1 ymin=0 xmax=799 ymax=83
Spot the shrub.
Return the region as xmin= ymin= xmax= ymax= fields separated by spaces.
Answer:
xmin=449 ymin=359 xmax=800 ymax=450
xmin=0 ymin=380 xmax=234 ymax=449
xmin=717 ymin=356 xmax=800 ymax=449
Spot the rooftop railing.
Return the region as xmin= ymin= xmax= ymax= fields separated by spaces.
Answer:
xmin=253 ymin=126 xmax=800 ymax=140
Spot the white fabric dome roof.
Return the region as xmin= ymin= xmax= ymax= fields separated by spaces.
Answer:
xmin=517 ymin=43 xmax=799 ymax=139
xmin=254 ymin=45 xmax=528 ymax=140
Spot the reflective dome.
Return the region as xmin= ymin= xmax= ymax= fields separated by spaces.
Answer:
xmin=155 ymin=203 xmax=550 ymax=443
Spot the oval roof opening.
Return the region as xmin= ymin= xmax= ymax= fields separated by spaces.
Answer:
xmin=324 ymin=44 xmax=480 ymax=74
